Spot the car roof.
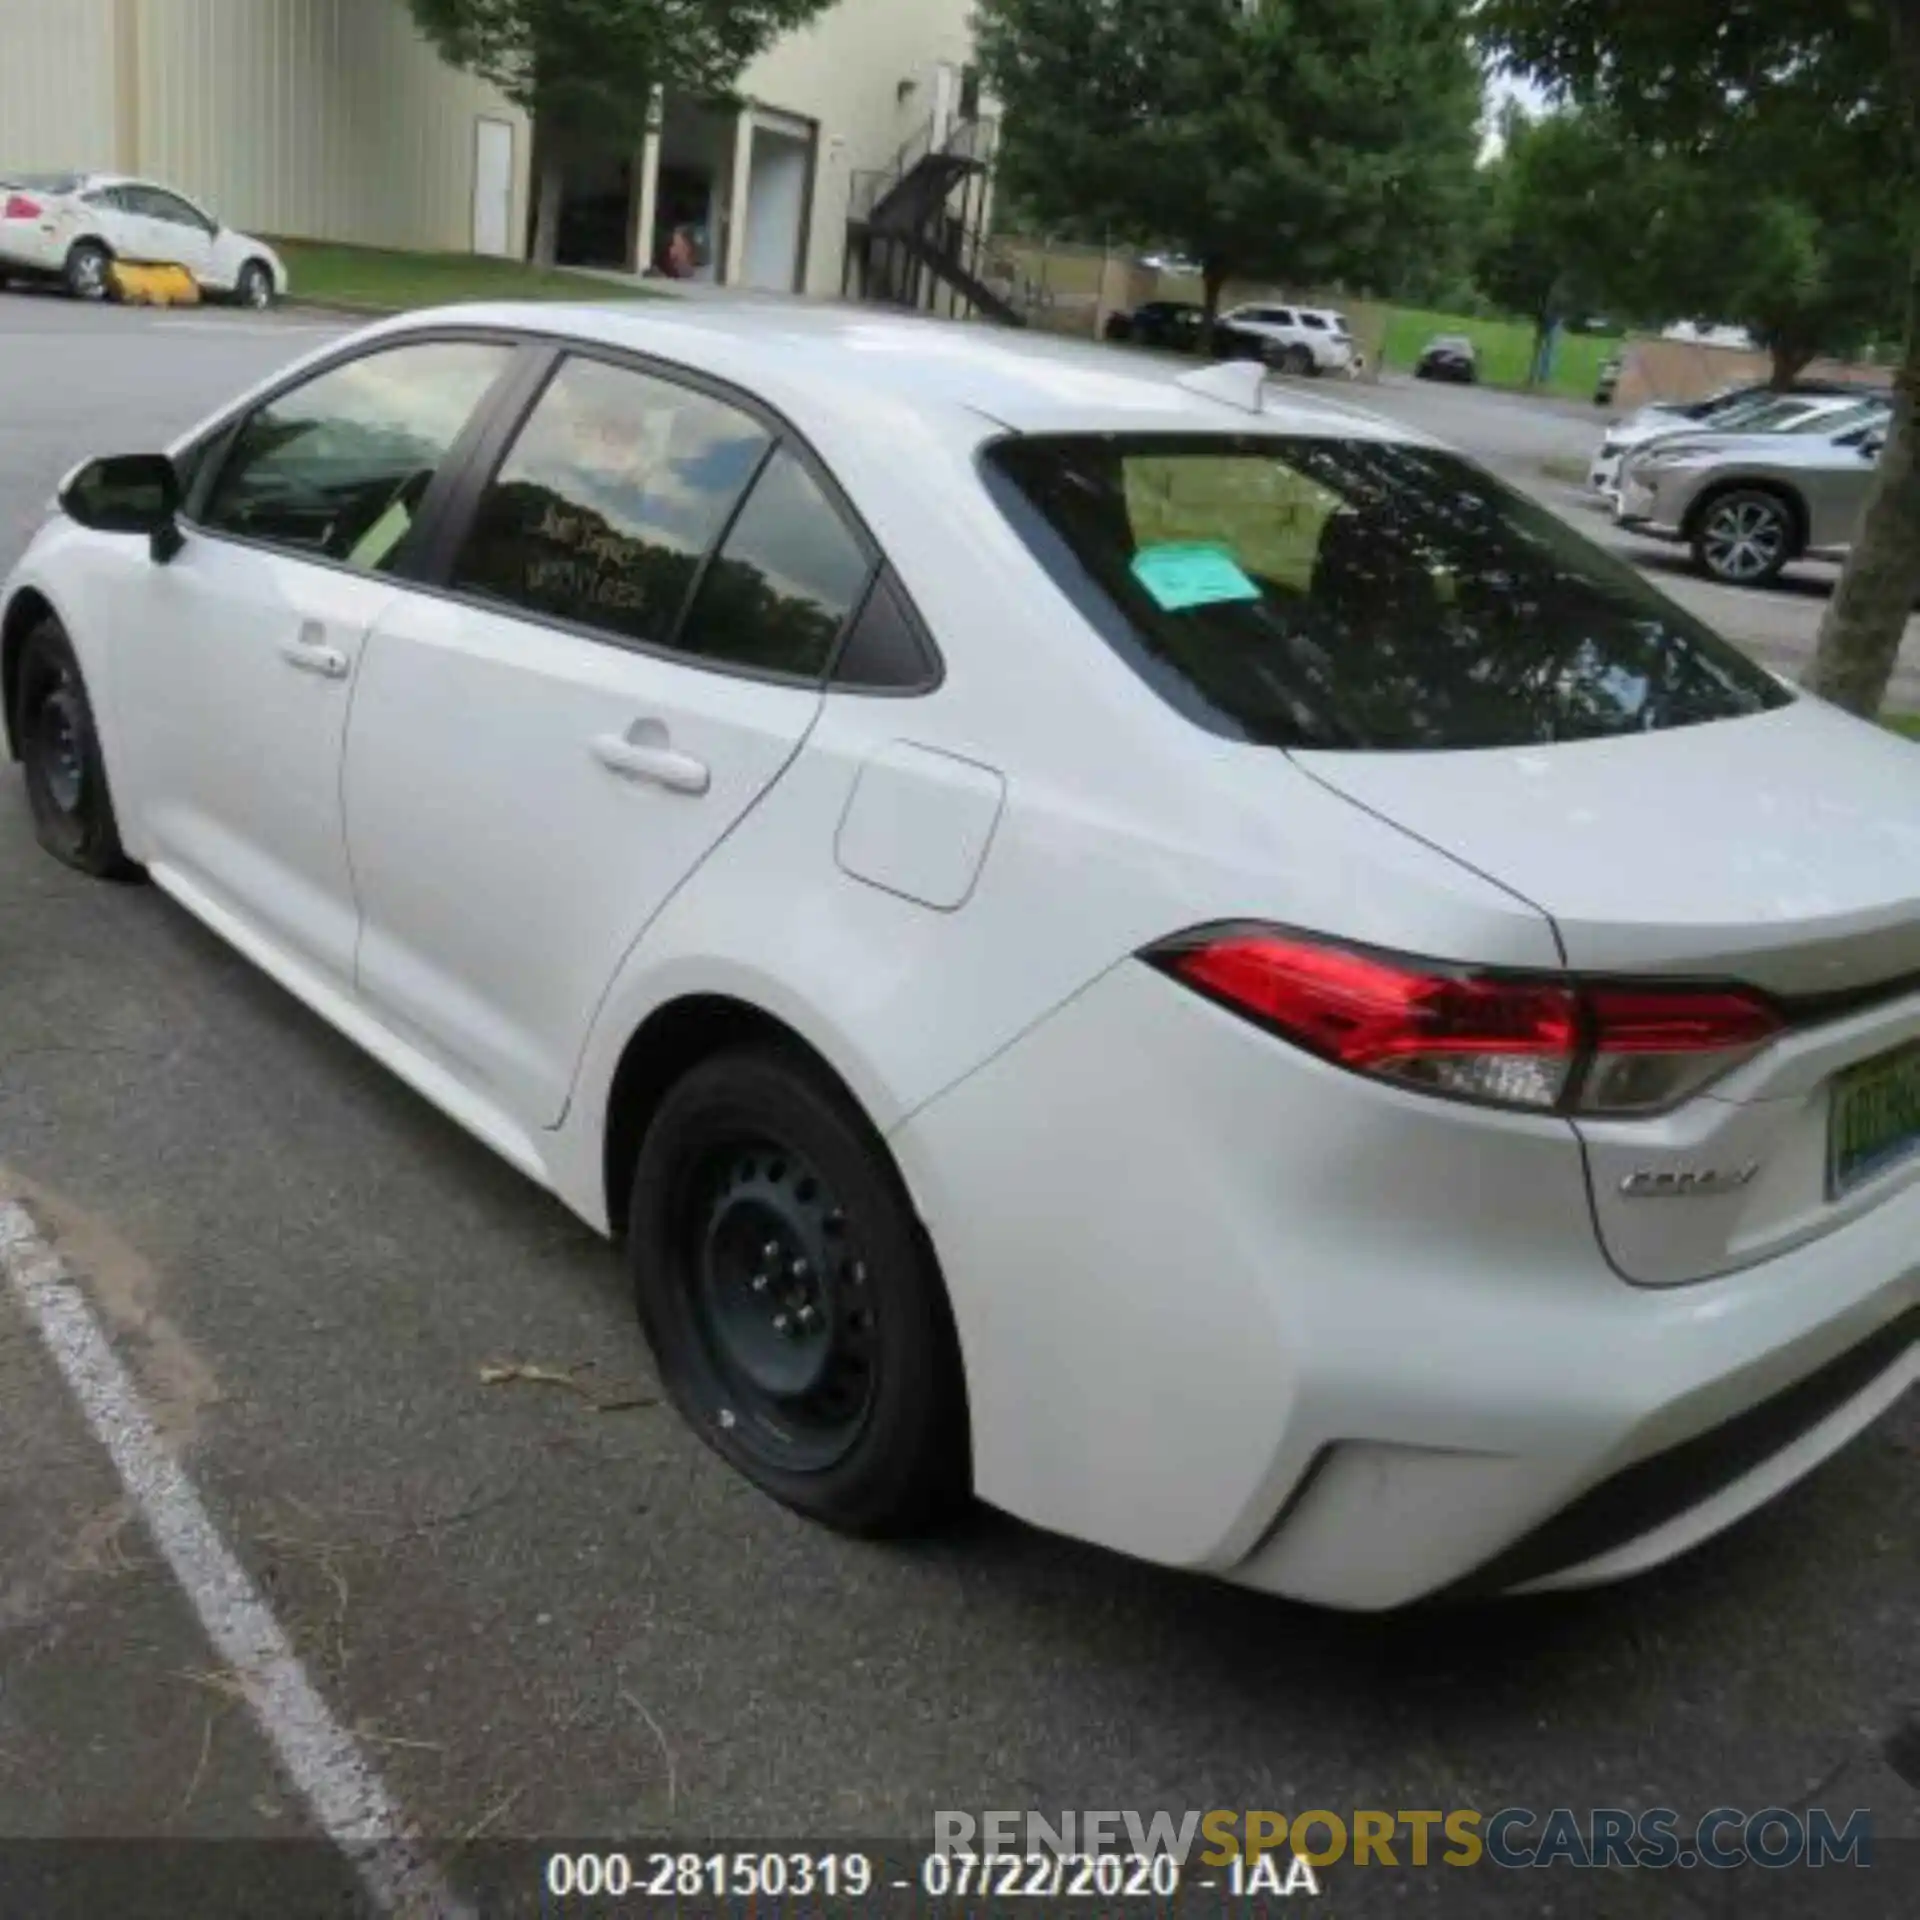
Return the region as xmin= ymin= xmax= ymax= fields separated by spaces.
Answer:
xmin=369 ymin=301 xmax=1421 ymax=445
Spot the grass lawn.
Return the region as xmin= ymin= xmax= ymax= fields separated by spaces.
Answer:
xmin=275 ymin=240 xmax=656 ymax=312
xmin=1887 ymin=713 xmax=1920 ymax=739
xmin=1378 ymin=308 xmax=1616 ymax=401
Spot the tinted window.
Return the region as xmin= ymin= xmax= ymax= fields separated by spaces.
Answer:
xmin=984 ymin=433 xmax=1791 ymax=751
xmin=8 ymin=172 xmax=81 ymax=194
xmin=676 ymin=447 xmax=870 ymax=676
xmin=1300 ymin=313 xmax=1329 ymax=330
xmin=453 ymin=356 xmax=769 ymax=647
xmin=201 ymin=340 xmax=511 ymax=569
xmin=832 ymin=570 xmax=938 ymax=691
xmin=143 ymin=188 xmax=212 ymax=231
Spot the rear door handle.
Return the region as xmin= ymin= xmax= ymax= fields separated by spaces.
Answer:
xmin=591 ymin=728 xmax=711 ymax=796
xmin=280 ymin=622 xmax=349 ymax=680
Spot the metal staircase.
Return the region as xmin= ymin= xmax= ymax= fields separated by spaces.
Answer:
xmin=845 ymin=116 xmax=1023 ymax=327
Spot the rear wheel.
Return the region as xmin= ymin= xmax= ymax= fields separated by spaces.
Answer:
xmin=65 ymin=241 xmax=112 ymax=303
xmin=1281 ymin=343 xmax=1315 ymax=377
xmin=629 ymin=1046 xmax=968 ymax=1535
xmin=1692 ymin=488 xmax=1795 ymax=588
xmin=12 ymin=619 xmax=138 ymax=878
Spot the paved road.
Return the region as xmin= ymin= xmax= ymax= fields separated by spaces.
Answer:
xmin=1 ymin=293 xmax=1916 ymax=1913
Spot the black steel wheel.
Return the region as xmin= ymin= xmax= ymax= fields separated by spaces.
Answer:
xmin=13 ymin=619 xmax=138 ymax=878
xmin=630 ymin=1045 xmax=968 ymax=1534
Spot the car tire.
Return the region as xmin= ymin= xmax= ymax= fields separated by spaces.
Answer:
xmin=64 ymin=240 xmax=113 ymax=303
xmin=629 ymin=1044 xmax=969 ymax=1536
xmin=1282 ymin=343 xmax=1315 ymax=378
xmin=12 ymin=618 xmax=140 ymax=879
xmin=1690 ymin=487 xmax=1796 ymax=589
xmin=235 ymin=260 xmax=275 ymax=310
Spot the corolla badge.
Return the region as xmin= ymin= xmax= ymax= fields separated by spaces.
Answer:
xmin=1619 ymin=1163 xmax=1761 ymax=1200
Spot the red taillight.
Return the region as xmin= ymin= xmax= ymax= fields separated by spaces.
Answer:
xmin=2 ymin=194 xmax=44 ymax=222
xmin=1152 ymin=928 xmax=1782 ymax=1116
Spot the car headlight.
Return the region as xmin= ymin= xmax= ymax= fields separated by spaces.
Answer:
xmin=1635 ymin=446 xmax=1714 ymax=471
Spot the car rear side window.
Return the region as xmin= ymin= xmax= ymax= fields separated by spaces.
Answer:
xmin=452 ymin=355 xmax=770 ymax=649
xmin=983 ymin=432 xmax=1791 ymax=750
xmin=200 ymin=339 xmax=513 ymax=572
xmin=674 ymin=446 xmax=871 ymax=677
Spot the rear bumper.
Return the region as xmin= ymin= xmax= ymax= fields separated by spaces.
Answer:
xmin=0 ymin=230 xmax=66 ymax=277
xmin=897 ymin=962 xmax=1920 ymax=1610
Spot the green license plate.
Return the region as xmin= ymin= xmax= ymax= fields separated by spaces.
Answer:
xmin=1830 ymin=1042 xmax=1920 ymax=1198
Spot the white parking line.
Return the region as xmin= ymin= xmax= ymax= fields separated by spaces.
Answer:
xmin=0 ymin=1200 xmax=467 ymax=1915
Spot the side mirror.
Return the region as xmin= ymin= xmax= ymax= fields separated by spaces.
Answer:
xmin=60 ymin=453 xmax=184 ymax=560
xmin=1859 ymin=434 xmax=1886 ymax=460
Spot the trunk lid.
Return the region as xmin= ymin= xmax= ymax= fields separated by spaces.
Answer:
xmin=1292 ymin=701 xmax=1920 ymax=996
xmin=1296 ymin=701 xmax=1920 ymax=1284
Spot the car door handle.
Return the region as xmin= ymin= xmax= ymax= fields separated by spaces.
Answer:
xmin=591 ymin=729 xmax=711 ymax=796
xmin=280 ymin=626 xmax=350 ymax=680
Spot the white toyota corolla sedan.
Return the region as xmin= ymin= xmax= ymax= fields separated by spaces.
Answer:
xmin=5 ymin=305 xmax=1916 ymax=1609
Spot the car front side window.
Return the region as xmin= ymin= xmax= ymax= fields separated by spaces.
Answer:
xmin=198 ymin=339 xmax=514 ymax=572
xmin=450 ymin=354 xmax=772 ymax=650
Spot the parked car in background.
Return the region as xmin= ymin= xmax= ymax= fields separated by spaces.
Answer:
xmin=1215 ymin=303 xmax=1363 ymax=377
xmin=1415 ymin=334 xmax=1478 ymax=383
xmin=1615 ymin=396 xmax=1892 ymax=586
xmin=1104 ymin=299 xmax=1207 ymax=352
xmin=0 ymin=171 xmax=286 ymax=307
xmin=1587 ymin=388 xmax=1868 ymax=502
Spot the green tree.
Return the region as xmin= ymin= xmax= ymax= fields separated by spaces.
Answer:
xmin=975 ymin=0 xmax=1482 ymax=326
xmin=1481 ymin=0 xmax=1920 ymax=716
xmin=405 ymin=0 xmax=833 ymax=266
xmin=1475 ymin=107 xmax=1638 ymax=379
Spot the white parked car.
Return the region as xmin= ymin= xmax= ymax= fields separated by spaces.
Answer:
xmin=1218 ymin=302 xmax=1363 ymax=377
xmin=5 ymin=309 xmax=1916 ymax=1610
xmin=0 ymin=171 xmax=287 ymax=307
xmin=1587 ymin=389 xmax=1865 ymax=502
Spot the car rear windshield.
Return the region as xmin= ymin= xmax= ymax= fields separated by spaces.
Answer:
xmin=3 ymin=172 xmax=80 ymax=193
xmin=982 ymin=432 xmax=1791 ymax=751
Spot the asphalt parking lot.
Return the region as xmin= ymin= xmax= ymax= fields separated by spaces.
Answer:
xmin=1 ymin=292 xmax=1917 ymax=1916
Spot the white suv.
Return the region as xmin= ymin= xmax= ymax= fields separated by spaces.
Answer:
xmin=1219 ymin=303 xmax=1363 ymax=377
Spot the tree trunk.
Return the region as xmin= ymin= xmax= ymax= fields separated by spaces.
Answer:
xmin=532 ymin=144 xmax=567 ymax=269
xmin=1767 ymin=341 xmax=1816 ymax=389
xmin=1201 ymin=259 xmax=1228 ymax=355
xmin=1801 ymin=242 xmax=1920 ymax=715
xmin=1802 ymin=0 xmax=1920 ymax=716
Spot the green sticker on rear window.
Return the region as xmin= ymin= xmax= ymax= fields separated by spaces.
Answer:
xmin=1130 ymin=542 xmax=1262 ymax=613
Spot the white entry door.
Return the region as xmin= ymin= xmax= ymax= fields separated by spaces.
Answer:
xmin=474 ymin=118 xmax=515 ymax=256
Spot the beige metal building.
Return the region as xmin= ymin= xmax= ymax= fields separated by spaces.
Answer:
xmin=0 ymin=0 xmax=533 ymax=258
xmin=0 ymin=0 xmax=995 ymax=307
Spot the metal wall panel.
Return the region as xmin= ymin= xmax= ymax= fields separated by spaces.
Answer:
xmin=0 ymin=0 xmax=119 ymax=178
xmin=134 ymin=0 xmax=531 ymax=254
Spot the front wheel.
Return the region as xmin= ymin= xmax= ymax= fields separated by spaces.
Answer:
xmin=235 ymin=260 xmax=275 ymax=310
xmin=630 ymin=1046 xmax=969 ymax=1536
xmin=13 ymin=619 xmax=139 ymax=878
xmin=1692 ymin=489 xmax=1794 ymax=588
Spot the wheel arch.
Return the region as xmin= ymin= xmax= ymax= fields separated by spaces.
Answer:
xmin=601 ymin=993 xmax=897 ymax=1242
xmin=1682 ymin=476 xmax=1809 ymax=556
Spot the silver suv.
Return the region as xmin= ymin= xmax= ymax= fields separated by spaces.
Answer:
xmin=1613 ymin=398 xmax=1891 ymax=586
